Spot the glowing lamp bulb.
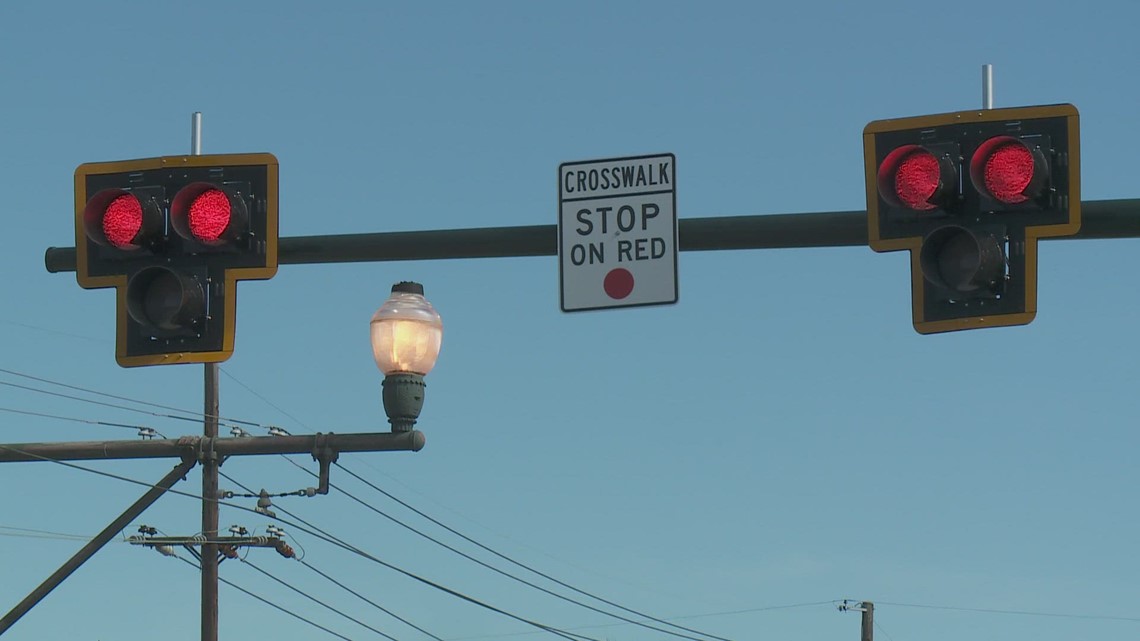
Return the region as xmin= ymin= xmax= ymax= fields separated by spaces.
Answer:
xmin=370 ymin=283 xmax=442 ymax=376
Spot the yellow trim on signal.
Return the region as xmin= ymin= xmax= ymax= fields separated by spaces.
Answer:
xmin=75 ymin=153 xmax=279 ymax=368
xmin=864 ymin=104 xmax=1080 ymax=333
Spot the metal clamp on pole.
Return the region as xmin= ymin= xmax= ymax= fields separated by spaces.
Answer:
xmin=310 ymin=432 xmax=340 ymax=496
xmin=197 ymin=436 xmax=219 ymax=467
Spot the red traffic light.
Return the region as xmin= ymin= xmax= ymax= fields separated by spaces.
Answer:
xmin=969 ymin=136 xmax=1048 ymax=205
xmin=876 ymin=144 xmax=957 ymax=212
xmin=74 ymin=152 xmax=279 ymax=367
xmin=82 ymin=189 xmax=162 ymax=251
xmin=170 ymin=182 xmax=248 ymax=246
xmin=864 ymin=104 xmax=1080 ymax=334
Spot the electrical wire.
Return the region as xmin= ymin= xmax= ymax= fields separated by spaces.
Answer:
xmin=173 ymin=554 xmax=354 ymax=641
xmin=875 ymin=600 xmax=1140 ymax=623
xmin=0 ymin=406 xmax=166 ymax=437
xmin=334 ymin=462 xmax=734 ymax=641
xmin=0 ymin=380 xmax=204 ymax=427
xmin=219 ymin=474 xmax=439 ymax=639
xmin=0 ymin=444 xmax=599 ymax=641
xmin=875 ymin=620 xmax=897 ymax=641
xmin=220 ymin=368 xmax=313 ymax=430
xmin=240 ymin=557 xmax=402 ymax=641
xmin=3 ymin=370 xmax=741 ymax=640
xmin=0 ymin=319 xmax=104 ymax=344
xmin=321 ymin=464 xmax=727 ymax=641
xmin=206 ymin=366 xmax=730 ymax=641
xmin=0 ymin=367 xmax=263 ymax=430
xmin=215 ymin=467 xmax=596 ymax=641
xmin=220 ymin=463 xmax=597 ymax=638
xmin=0 ymin=525 xmax=90 ymax=541
xmin=452 ymin=601 xmax=837 ymax=641
xmin=298 ymin=558 xmax=447 ymax=641
xmin=3 ymin=364 xmax=722 ymax=641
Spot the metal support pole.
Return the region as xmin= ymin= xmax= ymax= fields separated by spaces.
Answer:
xmin=0 ymin=457 xmax=196 ymax=635
xmin=982 ymin=64 xmax=994 ymax=109
xmin=192 ymin=111 xmax=220 ymax=641
xmin=861 ymin=601 xmax=874 ymax=641
xmin=0 ymin=431 xmax=426 ymax=463
xmin=202 ymin=362 xmax=219 ymax=641
xmin=42 ymin=200 xmax=1140 ymax=274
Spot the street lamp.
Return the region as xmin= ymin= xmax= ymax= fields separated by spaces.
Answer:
xmin=370 ymin=282 xmax=443 ymax=432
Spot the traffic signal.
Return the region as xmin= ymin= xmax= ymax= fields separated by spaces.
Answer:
xmin=864 ymin=104 xmax=1079 ymax=333
xmin=74 ymin=153 xmax=278 ymax=367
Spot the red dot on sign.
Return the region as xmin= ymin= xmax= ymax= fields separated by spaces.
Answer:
xmin=188 ymin=189 xmax=231 ymax=242
xmin=604 ymin=268 xmax=635 ymax=300
xmin=983 ymin=142 xmax=1035 ymax=204
xmin=893 ymin=149 xmax=940 ymax=211
xmin=103 ymin=194 xmax=143 ymax=248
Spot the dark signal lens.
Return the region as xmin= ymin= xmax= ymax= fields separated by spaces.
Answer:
xmin=920 ymin=226 xmax=1005 ymax=294
xmin=126 ymin=266 xmax=205 ymax=332
xmin=877 ymin=145 xmax=955 ymax=212
xmin=188 ymin=189 xmax=232 ymax=243
xmin=103 ymin=194 xmax=144 ymax=248
xmin=970 ymin=136 xmax=1048 ymax=205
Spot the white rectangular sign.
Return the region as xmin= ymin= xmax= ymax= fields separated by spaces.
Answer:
xmin=558 ymin=153 xmax=678 ymax=312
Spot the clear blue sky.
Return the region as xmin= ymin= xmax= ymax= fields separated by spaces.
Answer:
xmin=2 ymin=1 xmax=1139 ymax=640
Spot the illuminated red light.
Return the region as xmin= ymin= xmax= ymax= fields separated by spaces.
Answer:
xmin=982 ymin=142 xmax=1035 ymax=204
xmin=893 ymin=149 xmax=941 ymax=211
xmin=969 ymin=136 xmax=1046 ymax=206
xmin=188 ymin=189 xmax=231 ymax=242
xmin=877 ymin=144 xmax=952 ymax=212
xmin=102 ymin=194 xmax=144 ymax=249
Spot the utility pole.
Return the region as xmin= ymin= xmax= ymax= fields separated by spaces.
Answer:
xmin=0 ymin=431 xmax=422 ymax=635
xmin=838 ymin=599 xmax=873 ymax=641
xmin=861 ymin=601 xmax=874 ymax=641
xmin=192 ymin=110 xmax=222 ymax=641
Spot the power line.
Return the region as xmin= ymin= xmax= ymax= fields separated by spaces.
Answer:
xmin=0 ymin=368 xmax=263 ymax=430
xmin=220 ymin=468 xmax=591 ymax=641
xmin=1 ymin=370 xmax=731 ymax=641
xmin=0 ymin=444 xmax=598 ymax=641
xmin=335 ymin=462 xmax=734 ymax=641
xmin=0 ymin=319 xmax=104 ymax=344
xmin=324 ymin=464 xmax=726 ymax=641
xmin=876 ymin=600 xmax=1140 ymax=623
xmin=0 ymin=406 xmax=166 ymax=437
xmin=240 ymin=557 xmax=402 ymax=641
xmin=451 ymin=601 xmax=836 ymax=641
xmin=212 ymin=370 xmax=732 ymax=641
xmin=299 ymin=558 xmax=447 ymax=641
xmin=0 ymin=525 xmax=90 ymax=541
xmin=173 ymin=554 xmax=354 ymax=641
xmin=220 ymin=368 xmax=313 ymax=430
xmin=0 ymin=380 xmax=203 ymax=427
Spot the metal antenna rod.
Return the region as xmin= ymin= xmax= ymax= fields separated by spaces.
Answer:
xmin=982 ymin=64 xmax=994 ymax=109
xmin=191 ymin=112 xmax=203 ymax=156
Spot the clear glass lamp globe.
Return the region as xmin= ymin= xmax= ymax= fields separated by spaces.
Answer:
xmin=369 ymin=283 xmax=442 ymax=376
